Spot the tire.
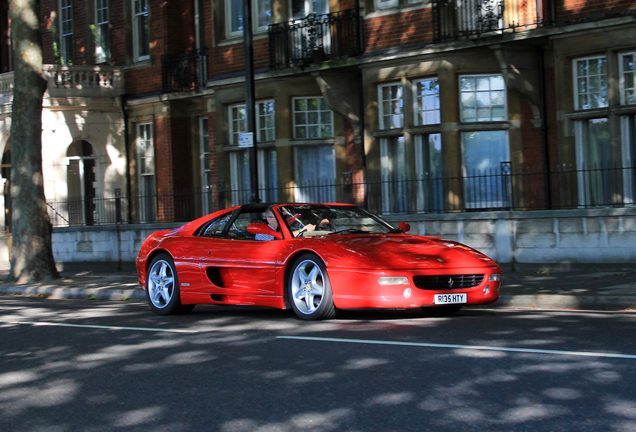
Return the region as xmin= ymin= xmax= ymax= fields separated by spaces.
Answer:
xmin=288 ymin=253 xmax=336 ymax=320
xmin=421 ymin=305 xmax=462 ymax=317
xmin=146 ymin=253 xmax=194 ymax=315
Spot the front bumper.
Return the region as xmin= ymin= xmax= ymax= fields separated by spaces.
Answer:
xmin=328 ymin=267 xmax=501 ymax=309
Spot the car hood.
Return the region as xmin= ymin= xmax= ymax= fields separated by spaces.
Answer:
xmin=315 ymin=234 xmax=498 ymax=270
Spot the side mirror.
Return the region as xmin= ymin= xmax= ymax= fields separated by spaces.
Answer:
xmin=248 ymin=222 xmax=283 ymax=239
xmin=398 ymin=222 xmax=411 ymax=233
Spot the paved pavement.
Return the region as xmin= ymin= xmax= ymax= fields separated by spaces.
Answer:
xmin=1 ymin=267 xmax=636 ymax=311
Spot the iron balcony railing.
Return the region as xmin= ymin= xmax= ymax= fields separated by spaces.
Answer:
xmin=45 ymin=165 xmax=636 ymax=227
xmin=268 ymin=8 xmax=363 ymax=69
xmin=161 ymin=48 xmax=208 ymax=93
xmin=432 ymin=0 xmax=544 ymax=43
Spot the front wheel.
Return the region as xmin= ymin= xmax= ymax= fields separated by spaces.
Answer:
xmin=288 ymin=253 xmax=336 ymax=320
xmin=146 ymin=253 xmax=194 ymax=315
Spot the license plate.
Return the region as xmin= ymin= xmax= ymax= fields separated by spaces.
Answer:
xmin=434 ymin=293 xmax=467 ymax=305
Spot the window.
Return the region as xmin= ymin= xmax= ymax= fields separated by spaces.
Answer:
xmin=620 ymin=52 xmax=636 ymax=106
xmin=229 ymin=104 xmax=247 ymax=146
xmin=259 ymin=148 xmax=278 ymax=202
xmin=375 ymin=0 xmax=399 ymax=10
xmin=94 ymin=0 xmax=109 ymax=63
xmin=199 ymin=210 xmax=235 ymax=238
xmin=381 ymin=137 xmax=408 ymax=213
xmin=229 ymin=101 xmax=276 ymax=143
xmin=227 ymin=0 xmax=272 ymax=37
xmin=200 ymin=117 xmax=212 ymax=214
xmin=295 ymin=145 xmax=335 ymax=203
xmin=133 ymin=0 xmax=149 ymax=61
xmin=414 ymin=78 xmax=440 ymax=125
xmin=229 ymin=102 xmax=277 ymax=204
xmin=460 ymin=74 xmax=509 ymax=209
xmin=293 ymin=97 xmax=333 ymax=139
xmin=462 ymin=131 xmax=510 ymax=209
xmin=575 ymin=118 xmax=614 ymax=207
xmin=230 ymin=150 xmax=250 ymax=205
xmin=574 ymin=56 xmax=608 ymax=110
xmin=415 ymin=134 xmax=443 ymax=212
xmin=60 ymin=0 xmax=73 ymax=64
xmin=292 ymin=0 xmax=328 ymax=19
xmin=136 ymin=123 xmax=155 ymax=222
xmin=258 ymin=100 xmax=275 ymax=142
xmin=460 ymin=75 xmax=506 ymax=122
xmin=621 ymin=115 xmax=636 ymax=204
xmin=227 ymin=209 xmax=269 ymax=240
xmin=379 ymin=83 xmax=404 ymax=129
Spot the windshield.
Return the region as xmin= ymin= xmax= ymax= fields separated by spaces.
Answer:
xmin=277 ymin=204 xmax=395 ymax=237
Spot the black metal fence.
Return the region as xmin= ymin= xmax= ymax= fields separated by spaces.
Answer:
xmin=161 ymin=48 xmax=207 ymax=93
xmin=268 ymin=8 xmax=363 ymax=69
xmin=46 ymin=165 xmax=636 ymax=227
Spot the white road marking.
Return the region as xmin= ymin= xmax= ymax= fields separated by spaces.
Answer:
xmin=0 ymin=320 xmax=198 ymax=333
xmin=277 ymin=336 xmax=636 ymax=360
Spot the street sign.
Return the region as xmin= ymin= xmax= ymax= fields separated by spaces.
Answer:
xmin=239 ymin=132 xmax=254 ymax=148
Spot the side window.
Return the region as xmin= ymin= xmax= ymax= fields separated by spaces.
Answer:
xmin=199 ymin=211 xmax=235 ymax=238
xmin=227 ymin=210 xmax=267 ymax=240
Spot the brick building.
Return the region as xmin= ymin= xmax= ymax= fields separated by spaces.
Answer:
xmin=0 ymin=0 xmax=635 ymax=233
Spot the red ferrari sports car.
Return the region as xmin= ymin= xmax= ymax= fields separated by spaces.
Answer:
xmin=136 ymin=203 xmax=502 ymax=320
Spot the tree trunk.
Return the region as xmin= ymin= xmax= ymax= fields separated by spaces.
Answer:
xmin=8 ymin=0 xmax=60 ymax=282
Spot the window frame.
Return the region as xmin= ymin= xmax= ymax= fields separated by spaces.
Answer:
xmin=413 ymin=78 xmax=441 ymax=126
xmin=199 ymin=116 xmax=212 ymax=214
xmin=375 ymin=0 xmax=399 ymax=10
xmin=136 ymin=122 xmax=156 ymax=222
xmin=229 ymin=100 xmax=276 ymax=145
xmin=292 ymin=97 xmax=334 ymax=139
xmin=459 ymin=74 xmax=507 ymax=123
xmin=60 ymin=0 xmax=74 ymax=65
xmin=94 ymin=0 xmax=109 ymax=64
xmin=378 ymin=83 xmax=404 ymax=130
xmin=294 ymin=144 xmax=336 ymax=203
xmin=619 ymin=51 xmax=636 ymax=106
xmin=573 ymin=55 xmax=608 ymax=111
xmin=228 ymin=101 xmax=277 ymax=204
xmin=414 ymin=133 xmax=444 ymax=213
xmin=380 ymin=136 xmax=408 ymax=214
xmin=132 ymin=0 xmax=150 ymax=62
xmin=226 ymin=0 xmax=273 ymax=38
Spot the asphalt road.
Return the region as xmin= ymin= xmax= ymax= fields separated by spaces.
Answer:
xmin=1 ymin=298 xmax=636 ymax=432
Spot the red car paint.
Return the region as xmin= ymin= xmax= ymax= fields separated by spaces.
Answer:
xmin=136 ymin=203 xmax=501 ymax=313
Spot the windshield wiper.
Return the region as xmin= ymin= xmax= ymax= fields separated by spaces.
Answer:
xmin=331 ymin=229 xmax=368 ymax=235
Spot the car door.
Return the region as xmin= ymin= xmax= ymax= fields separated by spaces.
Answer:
xmin=190 ymin=208 xmax=286 ymax=296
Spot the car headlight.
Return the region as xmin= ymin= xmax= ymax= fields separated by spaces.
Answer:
xmin=489 ymin=273 xmax=502 ymax=282
xmin=378 ymin=277 xmax=409 ymax=285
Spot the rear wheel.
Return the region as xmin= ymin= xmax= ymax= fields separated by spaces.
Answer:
xmin=146 ymin=253 xmax=194 ymax=315
xmin=421 ymin=306 xmax=462 ymax=317
xmin=288 ymin=253 xmax=336 ymax=320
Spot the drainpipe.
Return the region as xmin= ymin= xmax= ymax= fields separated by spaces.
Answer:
xmin=538 ymin=47 xmax=552 ymax=209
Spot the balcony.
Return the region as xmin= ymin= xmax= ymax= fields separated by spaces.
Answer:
xmin=43 ymin=65 xmax=125 ymax=98
xmin=268 ymin=8 xmax=363 ymax=69
xmin=161 ymin=48 xmax=208 ymax=93
xmin=0 ymin=65 xmax=125 ymax=103
xmin=432 ymin=0 xmax=543 ymax=43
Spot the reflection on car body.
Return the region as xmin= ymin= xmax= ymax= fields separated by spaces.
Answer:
xmin=136 ymin=202 xmax=502 ymax=320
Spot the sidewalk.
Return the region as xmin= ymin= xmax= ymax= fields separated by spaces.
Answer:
xmin=1 ymin=268 xmax=636 ymax=311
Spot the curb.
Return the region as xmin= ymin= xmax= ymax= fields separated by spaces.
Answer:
xmin=497 ymin=294 xmax=636 ymax=311
xmin=0 ymin=285 xmax=147 ymax=301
